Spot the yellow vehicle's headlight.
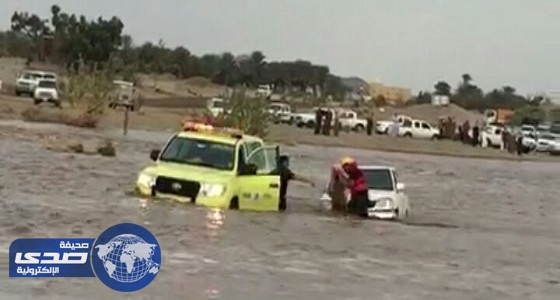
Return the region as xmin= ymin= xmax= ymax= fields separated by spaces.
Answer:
xmin=137 ymin=172 xmax=156 ymax=188
xmin=200 ymin=183 xmax=226 ymax=197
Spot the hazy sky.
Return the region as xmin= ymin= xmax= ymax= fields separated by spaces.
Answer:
xmin=2 ymin=0 xmax=559 ymax=94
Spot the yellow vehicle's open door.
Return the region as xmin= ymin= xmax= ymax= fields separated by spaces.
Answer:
xmin=237 ymin=145 xmax=280 ymax=211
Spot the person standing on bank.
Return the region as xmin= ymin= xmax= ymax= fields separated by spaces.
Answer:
xmin=471 ymin=123 xmax=480 ymax=147
xmin=366 ymin=110 xmax=374 ymax=136
xmin=277 ymin=155 xmax=315 ymax=211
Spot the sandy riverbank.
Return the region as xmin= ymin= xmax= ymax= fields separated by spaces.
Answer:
xmin=1 ymin=95 xmax=558 ymax=162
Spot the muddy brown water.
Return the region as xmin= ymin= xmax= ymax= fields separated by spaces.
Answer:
xmin=0 ymin=120 xmax=559 ymax=300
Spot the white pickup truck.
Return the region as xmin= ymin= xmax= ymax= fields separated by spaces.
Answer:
xmin=268 ymin=102 xmax=292 ymax=124
xmin=293 ymin=110 xmax=318 ymax=128
xmin=375 ymin=115 xmax=412 ymax=134
xmin=337 ymin=110 xmax=367 ymax=132
xmin=398 ymin=119 xmax=440 ymax=140
xmin=293 ymin=108 xmax=367 ymax=131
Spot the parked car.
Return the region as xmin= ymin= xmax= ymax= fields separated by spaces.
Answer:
xmin=481 ymin=125 xmax=504 ymax=148
xmin=550 ymin=123 xmax=560 ymax=134
xmin=398 ymin=119 xmax=439 ymax=139
xmin=256 ymin=85 xmax=272 ymax=98
xmin=15 ymin=70 xmax=57 ymax=97
xmin=340 ymin=110 xmax=368 ymax=132
xmin=375 ymin=115 xmax=412 ymax=134
xmin=521 ymin=132 xmax=538 ymax=150
xmin=268 ymin=102 xmax=292 ymax=124
xmin=207 ymin=97 xmax=226 ymax=117
xmin=319 ymin=165 xmax=410 ymax=220
xmin=549 ymin=139 xmax=560 ymax=156
xmin=33 ymin=79 xmax=61 ymax=107
xmin=108 ymin=80 xmax=137 ymax=111
xmin=520 ymin=124 xmax=537 ymax=135
xmin=293 ymin=110 xmax=318 ymax=128
xmin=293 ymin=108 xmax=367 ymax=131
xmin=535 ymin=133 xmax=560 ymax=152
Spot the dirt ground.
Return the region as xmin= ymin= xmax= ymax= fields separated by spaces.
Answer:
xmin=0 ymin=120 xmax=558 ymax=299
xmin=0 ymin=95 xmax=556 ymax=162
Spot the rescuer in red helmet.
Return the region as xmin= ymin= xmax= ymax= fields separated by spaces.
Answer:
xmin=337 ymin=157 xmax=369 ymax=218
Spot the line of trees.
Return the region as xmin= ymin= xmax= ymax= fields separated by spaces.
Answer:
xmin=0 ymin=4 xmax=349 ymax=98
xmin=414 ymin=73 xmax=553 ymax=112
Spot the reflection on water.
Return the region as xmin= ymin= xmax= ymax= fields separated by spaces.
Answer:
xmin=205 ymin=288 xmax=220 ymax=299
xmin=137 ymin=198 xmax=152 ymax=225
xmin=206 ymin=208 xmax=225 ymax=237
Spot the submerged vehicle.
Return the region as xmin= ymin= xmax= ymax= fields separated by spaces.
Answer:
xmin=136 ymin=122 xmax=285 ymax=211
xmin=319 ymin=165 xmax=410 ymax=220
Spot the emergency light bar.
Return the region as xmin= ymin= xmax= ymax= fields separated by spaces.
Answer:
xmin=182 ymin=121 xmax=244 ymax=138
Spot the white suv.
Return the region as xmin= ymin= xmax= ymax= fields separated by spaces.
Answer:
xmin=33 ymin=79 xmax=61 ymax=107
xmin=15 ymin=71 xmax=57 ymax=97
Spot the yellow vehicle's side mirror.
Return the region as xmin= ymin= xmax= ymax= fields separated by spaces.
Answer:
xmin=150 ymin=149 xmax=160 ymax=161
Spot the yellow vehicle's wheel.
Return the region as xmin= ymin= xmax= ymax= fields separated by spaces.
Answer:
xmin=229 ymin=197 xmax=239 ymax=210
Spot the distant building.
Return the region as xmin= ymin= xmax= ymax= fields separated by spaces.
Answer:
xmin=431 ymin=95 xmax=450 ymax=106
xmin=546 ymin=91 xmax=560 ymax=105
xmin=368 ymin=82 xmax=412 ymax=105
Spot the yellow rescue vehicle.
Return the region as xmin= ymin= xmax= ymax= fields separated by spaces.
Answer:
xmin=135 ymin=121 xmax=283 ymax=211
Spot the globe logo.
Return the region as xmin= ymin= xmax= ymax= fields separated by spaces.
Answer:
xmin=95 ymin=234 xmax=159 ymax=283
xmin=91 ymin=223 xmax=161 ymax=292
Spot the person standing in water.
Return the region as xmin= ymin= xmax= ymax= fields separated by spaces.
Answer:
xmin=335 ymin=157 xmax=369 ymax=218
xmin=277 ymin=155 xmax=315 ymax=211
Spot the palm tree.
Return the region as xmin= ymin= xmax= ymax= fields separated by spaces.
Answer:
xmin=461 ymin=73 xmax=472 ymax=86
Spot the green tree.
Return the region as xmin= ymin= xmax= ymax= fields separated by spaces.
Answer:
xmin=461 ymin=73 xmax=472 ymax=85
xmin=453 ymin=74 xmax=484 ymax=110
xmin=12 ymin=5 xmax=124 ymax=68
xmin=415 ymin=91 xmax=432 ymax=104
xmin=10 ymin=10 xmax=51 ymax=59
xmin=5 ymin=5 xmax=348 ymax=103
xmin=250 ymin=50 xmax=266 ymax=84
xmin=484 ymin=86 xmax=528 ymax=110
xmin=434 ymin=81 xmax=451 ymax=96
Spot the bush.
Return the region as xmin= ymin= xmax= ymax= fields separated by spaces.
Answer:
xmin=60 ymin=65 xmax=114 ymax=127
xmin=21 ymin=107 xmax=68 ymax=123
xmin=21 ymin=107 xmax=99 ymax=128
xmin=220 ymin=88 xmax=268 ymax=137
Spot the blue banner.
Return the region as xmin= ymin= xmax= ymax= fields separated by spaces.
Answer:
xmin=9 ymin=238 xmax=96 ymax=277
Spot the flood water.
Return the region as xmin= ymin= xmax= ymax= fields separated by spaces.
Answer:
xmin=1 ymin=121 xmax=559 ymax=300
